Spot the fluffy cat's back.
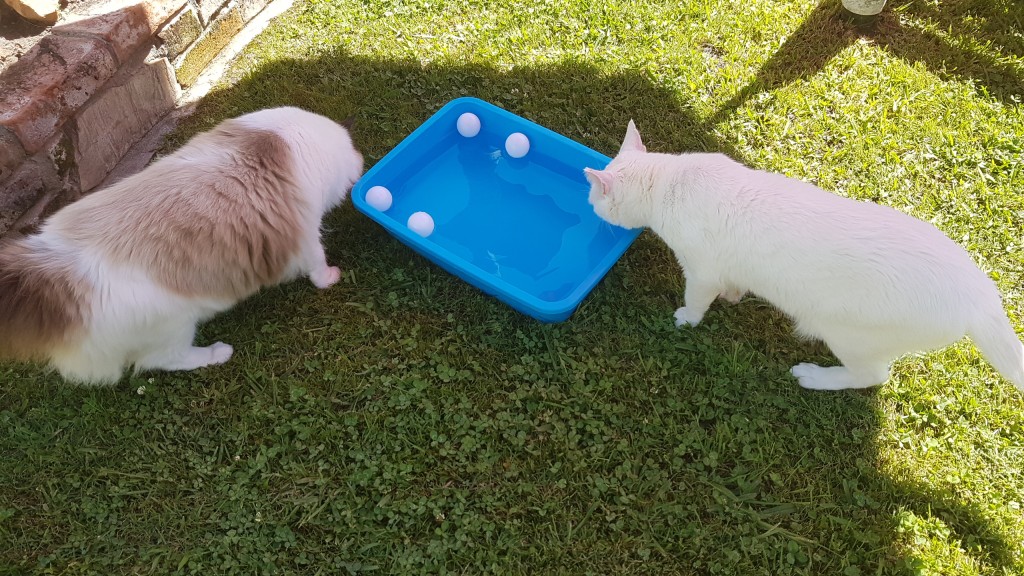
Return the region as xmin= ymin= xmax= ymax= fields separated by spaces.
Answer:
xmin=45 ymin=121 xmax=308 ymax=301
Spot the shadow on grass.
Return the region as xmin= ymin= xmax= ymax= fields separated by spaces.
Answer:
xmin=2 ymin=35 xmax=1018 ymax=573
xmin=169 ymin=45 xmax=1023 ymax=573
xmin=708 ymin=0 xmax=1023 ymax=126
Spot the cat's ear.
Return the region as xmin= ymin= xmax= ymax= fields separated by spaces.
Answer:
xmin=584 ymin=167 xmax=614 ymax=196
xmin=619 ymin=119 xmax=646 ymax=154
xmin=340 ymin=115 xmax=356 ymax=129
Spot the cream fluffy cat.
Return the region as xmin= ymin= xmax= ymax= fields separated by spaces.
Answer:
xmin=0 ymin=107 xmax=363 ymax=384
xmin=585 ymin=121 xmax=1024 ymax=392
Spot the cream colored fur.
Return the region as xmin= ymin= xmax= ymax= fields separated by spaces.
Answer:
xmin=585 ymin=121 xmax=1024 ymax=392
xmin=0 ymin=107 xmax=363 ymax=384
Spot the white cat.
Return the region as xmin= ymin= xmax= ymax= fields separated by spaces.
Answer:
xmin=585 ymin=121 xmax=1024 ymax=392
xmin=0 ymin=107 xmax=364 ymax=384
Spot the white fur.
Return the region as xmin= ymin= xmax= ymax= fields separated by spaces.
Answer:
xmin=44 ymin=107 xmax=363 ymax=384
xmin=586 ymin=121 xmax=1024 ymax=391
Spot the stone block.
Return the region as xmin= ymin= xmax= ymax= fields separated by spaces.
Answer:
xmin=0 ymin=213 xmax=19 ymax=238
xmin=0 ymin=34 xmax=117 ymax=154
xmin=56 ymin=0 xmax=191 ymax=64
xmin=142 ymin=0 xmax=190 ymax=28
xmin=0 ymin=130 xmax=80 ymax=236
xmin=55 ymin=4 xmax=155 ymax=65
xmin=63 ymin=0 xmax=188 ymax=30
xmin=0 ymin=155 xmax=60 ymax=236
xmin=0 ymin=126 xmax=27 ymax=183
xmin=237 ymin=0 xmax=270 ymax=23
xmin=158 ymin=4 xmax=202 ymax=60
xmin=173 ymin=2 xmax=242 ymax=86
xmin=74 ymin=57 xmax=178 ymax=191
xmin=195 ymin=0 xmax=225 ymax=26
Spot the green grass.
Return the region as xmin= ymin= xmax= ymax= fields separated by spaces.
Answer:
xmin=2 ymin=0 xmax=1023 ymax=573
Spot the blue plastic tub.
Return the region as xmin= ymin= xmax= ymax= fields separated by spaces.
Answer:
xmin=352 ymin=97 xmax=641 ymax=322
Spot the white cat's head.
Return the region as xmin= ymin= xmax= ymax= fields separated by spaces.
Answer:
xmin=584 ymin=120 xmax=649 ymax=229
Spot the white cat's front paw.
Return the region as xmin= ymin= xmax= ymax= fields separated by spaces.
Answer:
xmin=791 ymin=363 xmax=816 ymax=384
xmin=674 ymin=306 xmax=703 ymax=328
xmin=208 ymin=342 xmax=234 ymax=366
xmin=310 ymin=265 xmax=342 ymax=289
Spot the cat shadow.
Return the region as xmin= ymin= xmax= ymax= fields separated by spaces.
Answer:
xmin=180 ymin=46 xmax=1019 ymax=572
xmin=707 ymin=0 xmax=1023 ymax=127
xmin=688 ymin=294 xmax=1022 ymax=571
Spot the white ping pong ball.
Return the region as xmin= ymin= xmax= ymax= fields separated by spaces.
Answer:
xmin=505 ymin=132 xmax=530 ymax=158
xmin=365 ymin=185 xmax=393 ymax=211
xmin=407 ymin=211 xmax=435 ymax=237
xmin=457 ymin=113 xmax=481 ymax=137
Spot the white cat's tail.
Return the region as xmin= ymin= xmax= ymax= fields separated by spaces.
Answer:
xmin=0 ymin=237 xmax=88 ymax=361
xmin=968 ymin=302 xmax=1024 ymax=391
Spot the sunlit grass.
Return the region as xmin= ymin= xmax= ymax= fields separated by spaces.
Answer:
xmin=2 ymin=0 xmax=1022 ymax=574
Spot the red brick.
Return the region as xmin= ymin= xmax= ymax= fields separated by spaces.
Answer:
xmin=0 ymin=35 xmax=117 ymax=154
xmin=55 ymin=5 xmax=153 ymax=65
xmin=55 ymin=0 xmax=189 ymax=64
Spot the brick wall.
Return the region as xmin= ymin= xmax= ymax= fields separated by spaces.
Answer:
xmin=0 ymin=0 xmax=273 ymax=236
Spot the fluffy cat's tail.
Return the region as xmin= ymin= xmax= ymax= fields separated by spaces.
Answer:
xmin=968 ymin=303 xmax=1024 ymax=391
xmin=0 ymin=237 xmax=87 ymax=360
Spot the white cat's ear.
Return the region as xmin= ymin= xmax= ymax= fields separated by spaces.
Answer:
xmin=584 ymin=167 xmax=615 ymax=196
xmin=619 ymin=119 xmax=646 ymax=154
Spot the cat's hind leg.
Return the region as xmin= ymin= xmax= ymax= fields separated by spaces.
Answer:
xmin=136 ymin=342 xmax=234 ymax=372
xmin=133 ymin=319 xmax=233 ymax=373
xmin=791 ymin=362 xmax=890 ymax=390
xmin=674 ymin=275 xmax=722 ymax=327
xmin=50 ymin=343 xmax=127 ymax=385
xmin=791 ymin=331 xmax=893 ymax=390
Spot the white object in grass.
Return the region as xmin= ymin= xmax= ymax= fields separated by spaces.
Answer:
xmin=407 ymin=211 xmax=435 ymax=237
xmin=457 ymin=113 xmax=481 ymax=137
xmin=366 ymin=185 xmax=393 ymax=211
xmin=505 ymin=132 xmax=530 ymax=158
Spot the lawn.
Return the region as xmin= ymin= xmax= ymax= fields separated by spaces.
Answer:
xmin=2 ymin=0 xmax=1023 ymax=574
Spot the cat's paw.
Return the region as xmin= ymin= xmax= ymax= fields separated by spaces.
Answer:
xmin=791 ymin=363 xmax=817 ymax=384
xmin=791 ymin=363 xmax=847 ymax=391
xmin=673 ymin=306 xmax=703 ymax=328
xmin=793 ymin=361 xmax=889 ymax=390
xmin=720 ymin=289 xmax=746 ymax=304
xmin=310 ymin=265 xmax=342 ymax=289
xmin=208 ymin=342 xmax=234 ymax=366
